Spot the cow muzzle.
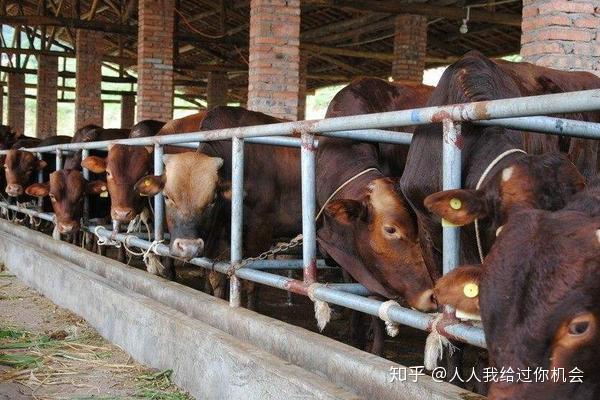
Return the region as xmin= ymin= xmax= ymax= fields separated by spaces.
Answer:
xmin=170 ymin=238 xmax=204 ymax=260
xmin=111 ymin=207 xmax=135 ymax=223
xmin=5 ymin=183 xmax=23 ymax=197
xmin=58 ymin=220 xmax=80 ymax=234
xmin=408 ymin=289 xmax=437 ymax=312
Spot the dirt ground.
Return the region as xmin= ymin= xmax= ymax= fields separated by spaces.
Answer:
xmin=0 ymin=268 xmax=193 ymax=400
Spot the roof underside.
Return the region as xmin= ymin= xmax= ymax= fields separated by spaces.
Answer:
xmin=3 ymin=0 xmax=523 ymax=103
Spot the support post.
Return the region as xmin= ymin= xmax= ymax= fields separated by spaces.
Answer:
xmin=442 ymin=120 xmax=461 ymax=274
xmin=301 ymin=132 xmax=317 ymax=285
xmin=230 ymin=136 xmax=244 ymax=307
xmin=81 ymin=149 xmax=90 ymax=224
xmin=37 ymin=153 xmax=44 ymax=210
xmin=153 ymin=144 xmax=164 ymax=241
xmin=53 ymin=149 xmax=63 ymax=240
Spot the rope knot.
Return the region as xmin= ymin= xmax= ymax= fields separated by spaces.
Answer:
xmin=378 ymin=300 xmax=401 ymax=337
xmin=424 ymin=312 xmax=458 ymax=370
xmin=307 ymin=283 xmax=331 ymax=332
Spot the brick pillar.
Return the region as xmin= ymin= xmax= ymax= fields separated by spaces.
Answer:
xmin=137 ymin=0 xmax=174 ymax=121
xmin=75 ymin=30 xmax=103 ymax=129
xmin=36 ymin=55 xmax=58 ymax=138
xmin=248 ymin=0 xmax=301 ymax=121
xmin=121 ymin=94 xmax=135 ymax=128
xmin=392 ymin=15 xmax=428 ymax=83
xmin=207 ymin=71 xmax=229 ymax=109
xmin=7 ymin=73 xmax=25 ymax=135
xmin=521 ymin=0 xmax=600 ymax=73
xmin=297 ymin=51 xmax=307 ymax=120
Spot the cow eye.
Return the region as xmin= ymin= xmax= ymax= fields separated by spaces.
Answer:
xmin=569 ymin=321 xmax=590 ymax=336
xmin=384 ymin=226 xmax=397 ymax=235
xmin=106 ymin=170 xmax=112 ymax=178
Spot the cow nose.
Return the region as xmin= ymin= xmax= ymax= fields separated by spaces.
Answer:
xmin=170 ymin=238 xmax=204 ymax=260
xmin=410 ymin=289 xmax=437 ymax=312
xmin=6 ymin=183 xmax=23 ymax=197
xmin=58 ymin=221 xmax=79 ymax=234
xmin=112 ymin=207 xmax=135 ymax=222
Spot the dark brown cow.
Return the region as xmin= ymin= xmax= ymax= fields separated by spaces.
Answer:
xmin=317 ymin=77 xmax=437 ymax=312
xmin=135 ymin=107 xmax=297 ymax=304
xmin=129 ymin=120 xmax=166 ymax=138
xmin=4 ymin=136 xmax=71 ymax=198
xmin=400 ymin=51 xmax=597 ymax=278
xmin=25 ymin=170 xmax=107 ymax=234
xmin=437 ymin=178 xmax=600 ymax=400
xmin=64 ymin=125 xmax=130 ymax=170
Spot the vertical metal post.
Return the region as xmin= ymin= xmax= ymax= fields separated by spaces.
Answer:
xmin=55 ymin=149 xmax=62 ymax=171
xmin=442 ymin=119 xmax=462 ymax=274
xmin=81 ymin=149 xmax=90 ymax=224
xmin=230 ymin=136 xmax=244 ymax=307
xmin=153 ymin=144 xmax=164 ymax=241
xmin=301 ymin=132 xmax=317 ymax=285
xmin=36 ymin=153 xmax=44 ymax=210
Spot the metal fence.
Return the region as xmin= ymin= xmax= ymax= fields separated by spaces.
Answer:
xmin=2 ymin=89 xmax=600 ymax=353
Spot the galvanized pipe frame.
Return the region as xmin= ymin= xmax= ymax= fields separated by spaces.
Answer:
xmin=1 ymin=89 xmax=600 ymax=354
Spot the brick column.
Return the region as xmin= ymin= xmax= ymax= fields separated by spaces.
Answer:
xmin=392 ymin=15 xmax=428 ymax=83
xmin=207 ymin=71 xmax=229 ymax=109
xmin=521 ymin=0 xmax=600 ymax=73
xmin=36 ymin=55 xmax=58 ymax=138
xmin=75 ymin=30 xmax=103 ymax=128
xmin=137 ymin=0 xmax=174 ymax=121
xmin=248 ymin=0 xmax=301 ymax=121
xmin=121 ymin=94 xmax=135 ymax=128
xmin=297 ymin=51 xmax=307 ymax=120
xmin=7 ymin=73 xmax=25 ymax=135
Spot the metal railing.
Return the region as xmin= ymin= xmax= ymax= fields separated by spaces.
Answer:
xmin=2 ymin=89 xmax=600 ymax=352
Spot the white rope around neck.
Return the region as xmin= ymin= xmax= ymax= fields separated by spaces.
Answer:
xmin=474 ymin=148 xmax=527 ymax=263
xmin=315 ymin=167 xmax=379 ymax=221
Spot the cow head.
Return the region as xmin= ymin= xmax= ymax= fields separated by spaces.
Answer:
xmin=425 ymin=152 xmax=585 ymax=255
xmin=25 ymin=169 xmax=107 ymax=234
xmin=319 ymin=177 xmax=436 ymax=311
xmin=0 ymin=125 xmax=18 ymax=150
xmin=480 ymin=197 xmax=599 ymax=400
xmin=134 ymin=152 xmax=224 ymax=260
xmin=4 ymin=149 xmax=47 ymax=197
xmin=82 ymin=144 xmax=151 ymax=225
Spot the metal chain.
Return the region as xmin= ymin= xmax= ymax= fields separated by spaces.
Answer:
xmin=227 ymin=233 xmax=303 ymax=276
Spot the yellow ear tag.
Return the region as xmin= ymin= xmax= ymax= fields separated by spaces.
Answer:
xmin=100 ymin=191 xmax=109 ymax=198
xmin=450 ymin=198 xmax=462 ymax=210
xmin=463 ymin=283 xmax=479 ymax=298
xmin=144 ymin=179 xmax=151 ymax=186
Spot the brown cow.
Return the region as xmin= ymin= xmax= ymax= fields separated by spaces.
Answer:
xmin=64 ymin=125 xmax=129 ymax=170
xmin=400 ymin=51 xmax=597 ymax=278
xmin=129 ymin=120 xmax=166 ymax=138
xmin=436 ymin=178 xmax=600 ymax=400
xmin=317 ymin=77 xmax=436 ymax=312
xmin=4 ymin=136 xmax=71 ymax=198
xmin=135 ymin=107 xmax=297 ymax=306
xmin=25 ymin=170 xmax=107 ymax=234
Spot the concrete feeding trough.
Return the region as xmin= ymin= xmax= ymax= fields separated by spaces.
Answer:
xmin=0 ymin=219 xmax=481 ymax=400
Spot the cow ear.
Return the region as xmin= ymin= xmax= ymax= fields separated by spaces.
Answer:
xmin=25 ymin=183 xmax=50 ymax=197
xmin=434 ymin=265 xmax=482 ymax=318
xmin=135 ymin=175 xmax=165 ymax=197
xmin=87 ymin=180 xmax=108 ymax=195
xmin=212 ymin=157 xmax=224 ymax=170
xmin=424 ymin=189 xmax=488 ymax=226
xmin=81 ymin=156 xmax=107 ymax=174
xmin=324 ymin=199 xmax=366 ymax=225
xmin=36 ymin=159 xmax=48 ymax=170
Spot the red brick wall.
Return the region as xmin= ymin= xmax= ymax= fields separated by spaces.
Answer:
xmin=137 ymin=0 xmax=174 ymax=121
xmin=7 ymin=73 xmax=25 ymax=135
xmin=75 ymin=30 xmax=103 ymax=129
xmin=392 ymin=15 xmax=427 ymax=83
xmin=207 ymin=72 xmax=229 ymax=109
xmin=121 ymin=94 xmax=135 ymax=129
xmin=248 ymin=0 xmax=301 ymax=121
xmin=36 ymin=55 xmax=58 ymax=138
xmin=521 ymin=0 xmax=600 ymax=73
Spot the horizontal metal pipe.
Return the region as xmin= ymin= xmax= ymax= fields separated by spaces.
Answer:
xmin=2 ymin=89 xmax=599 ymax=155
xmin=325 ymin=129 xmax=412 ymax=144
xmin=170 ymin=136 xmax=315 ymax=150
xmin=325 ymin=283 xmax=372 ymax=296
xmin=86 ymin=225 xmax=486 ymax=348
xmin=245 ymin=259 xmax=333 ymax=270
xmin=0 ymin=202 xmax=54 ymax=222
xmin=477 ymin=116 xmax=600 ymax=139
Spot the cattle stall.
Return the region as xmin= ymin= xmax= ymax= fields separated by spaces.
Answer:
xmin=1 ymin=89 xmax=600 ymax=399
